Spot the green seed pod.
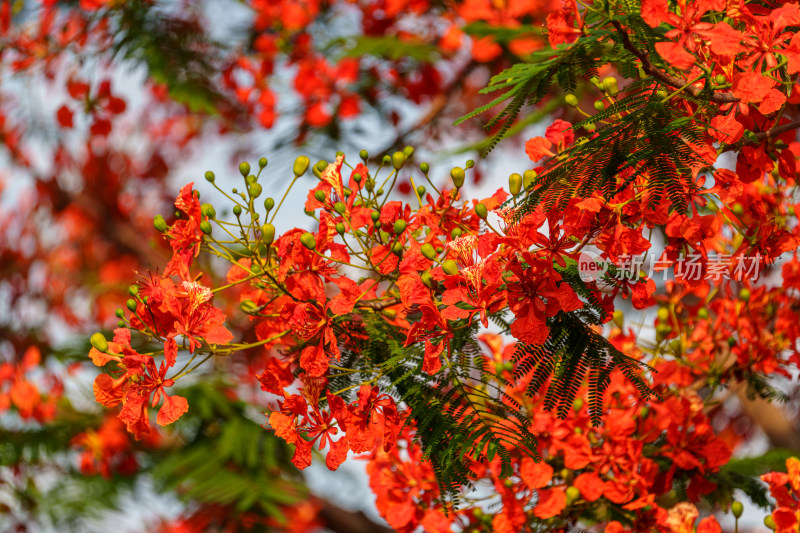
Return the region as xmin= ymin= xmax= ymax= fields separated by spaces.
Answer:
xmin=523 ymin=169 xmax=537 ymax=190
xmin=300 ymin=232 xmax=316 ymax=250
xmin=153 ymin=214 xmax=167 ymax=232
xmin=264 ymin=197 xmax=275 ymax=212
xmin=200 ymin=220 xmax=212 ymax=234
xmin=90 ymin=332 xmax=109 ymax=353
xmin=392 ymin=151 xmax=406 ymax=170
xmin=335 ymin=222 xmax=345 ymax=235
xmin=451 ymin=227 xmax=462 ymax=239
xmin=442 ymin=259 xmax=459 ymax=275
xmin=233 ymin=205 xmax=242 ymax=217
xmin=204 ymin=170 xmax=215 ymax=183
xmin=353 ymin=173 xmax=362 ymax=183
xmin=416 ymin=185 xmax=426 ymax=197
xmin=565 ymin=94 xmax=578 ymax=107
xmin=420 ymin=162 xmax=430 ymax=174
xmin=739 ymin=288 xmax=751 ymax=301
xmin=258 ymin=157 xmax=268 ymax=168
xmin=421 ymin=270 xmax=434 ymax=288
xmin=475 ymin=202 xmax=488 ymax=219
xmin=566 ymin=486 xmax=581 ymax=506
xmin=392 ymin=241 xmax=404 ymax=256
xmin=371 ymin=210 xmax=380 ymax=223
xmin=359 ymin=149 xmax=369 ymax=161
xmin=715 ymin=74 xmax=727 ymax=85
xmin=293 ymin=155 xmax=310 ymax=177
xmin=450 ymin=167 xmax=465 ymax=188
xmin=382 ymin=154 xmax=391 ymax=165
xmin=731 ymin=501 xmax=743 ymax=519
xmin=334 ymin=201 xmax=346 ymax=214
xmin=421 ymin=243 xmax=436 ymax=260
xmin=261 ymin=223 xmax=275 ymax=245
xmin=509 ymin=173 xmax=522 ymax=195
xmin=239 ymin=161 xmax=251 ymax=177
xmin=314 ymin=190 xmax=326 ymax=202
xmin=126 ymin=298 xmax=137 ymax=312
xmin=594 ymin=100 xmax=605 ymax=112
xmin=115 ymin=308 xmax=124 ymax=319
xmin=393 ymin=219 xmax=407 ymax=234
xmin=201 ymin=203 xmax=216 ymax=219
xmin=403 ymin=145 xmax=414 ymax=158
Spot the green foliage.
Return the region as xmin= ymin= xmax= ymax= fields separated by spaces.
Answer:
xmin=514 ymin=310 xmax=658 ymax=426
xmin=338 ymin=35 xmax=439 ymax=62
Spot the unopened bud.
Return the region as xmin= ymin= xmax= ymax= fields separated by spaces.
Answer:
xmin=393 ymin=219 xmax=407 ymax=234
xmin=475 ymin=202 xmax=488 ymax=219
xmin=523 ymin=169 xmax=537 ymax=190
xmin=201 ymin=203 xmax=216 ymax=219
xmin=239 ymin=161 xmax=250 ymax=177
xmin=90 ymin=332 xmax=109 ymax=353
xmin=450 ymin=167 xmax=465 ymax=188
xmin=392 ymin=151 xmax=406 ymax=170
xmin=200 ymin=220 xmax=212 ymax=234
xmin=153 ymin=214 xmax=167 ymax=232
xmin=258 ymin=157 xmax=268 ymax=168
xmin=335 ymin=222 xmax=345 ymax=235
xmin=315 ymin=190 xmax=326 ymax=202
xmin=261 ymin=223 xmax=275 ymax=245
xmin=509 ymin=173 xmax=522 ymax=195
xmin=300 ymin=232 xmax=316 ymax=250
xmin=421 ymin=243 xmax=436 ymax=260
xmin=334 ymin=201 xmax=346 ymax=214
xmin=731 ymin=501 xmax=743 ymax=519
xmin=442 ymin=259 xmax=459 ymax=275
xmin=420 ymin=162 xmax=430 ymax=174
xmin=359 ymin=149 xmax=369 ymax=161
xmin=293 ymin=156 xmax=310 ymax=177
xmin=205 ymin=170 xmax=215 ymax=183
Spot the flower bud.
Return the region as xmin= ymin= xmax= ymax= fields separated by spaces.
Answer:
xmin=602 ymin=76 xmax=618 ymax=95
xmin=126 ymin=299 xmax=137 ymax=312
xmin=241 ymin=300 xmax=258 ymax=313
xmin=566 ymin=486 xmax=580 ymax=506
xmin=565 ymin=94 xmax=578 ymax=107
xmin=523 ymin=169 xmax=537 ymax=190
xmin=353 ymin=173 xmax=362 ymax=183
xmin=359 ymin=149 xmax=369 ymax=161
xmin=475 ymin=202 xmax=488 ymax=219
xmin=392 ymin=241 xmax=404 ymax=256
xmin=403 ymin=145 xmax=414 ymax=158
xmin=731 ymin=501 xmax=743 ymax=519
xmin=657 ymin=306 xmax=669 ymax=322
xmin=314 ymin=190 xmax=326 ymax=202
xmin=201 ymin=203 xmax=216 ymax=219
xmin=292 ymin=155 xmax=310 ymax=177
xmin=205 ymin=170 xmax=215 ymax=183
xmin=739 ymin=288 xmax=751 ymax=301
xmin=509 ymin=173 xmax=522 ymax=195
xmin=115 ymin=308 xmax=124 ymax=318
xmin=450 ymin=167 xmax=465 ymax=188
xmin=233 ymin=205 xmax=242 ymax=217
xmin=258 ymin=157 xmax=268 ymax=168
xmin=421 ymin=243 xmax=436 ymax=260
xmin=261 ymin=223 xmax=275 ymax=245
xmin=248 ymin=183 xmax=262 ymax=198
xmin=442 ymin=259 xmax=459 ymax=275
xmin=573 ymin=397 xmax=584 ymax=412
xmin=715 ymin=74 xmax=727 ymax=85
xmin=594 ymin=100 xmax=605 ymax=112
xmin=371 ymin=210 xmax=380 ymax=223
xmin=300 ymin=232 xmax=316 ymax=250
xmin=335 ymin=222 xmax=345 ymax=235
xmin=200 ymin=220 xmax=213 ymax=234
xmin=765 ymin=515 xmax=776 ymax=530
xmin=465 ymin=159 xmax=475 ymax=169
xmin=451 ymin=227 xmax=462 ymax=239
xmin=90 ymin=332 xmax=109 ymax=353
xmin=334 ymin=201 xmax=346 ymax=214
xmin=246 ymin=174 xmax=257 ymax=184
xmin=416 ymin=185 xmax=426 ymax=197
xmin=239 ymin=161 xmax=250 ymax=177
xmin=153 ymin=214 xmax=167 ymax=232
xmin=420 ymin=162 xmax=430 ymax=174
xmin=382 ymin=154 xmax=391 ymax=165
xmin=128 ymin=284 xmax=139 ymax=297
xmin=421 ymin=270 xmax=434 ymax=288
xmin=392 ymin=151 xmax=406 ymax=170
xmin=376 ymin=188 xmax=384 ymax=196
xmin=697 ymin=307 xmax=709 ymax=319
xmin=393 ymin=219 xmax=406 ymax=234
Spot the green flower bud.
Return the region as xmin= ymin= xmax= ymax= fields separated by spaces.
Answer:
xmin=315 ymin=159 xmax=328 ymax=172
xmin=697 ymin=307 xmax=709 ymax=319
xmin=258 ymin=157 xmax=268 ymax=168
xmin=421 ymin=243 xmax=436 ymax=260
xmin=201 ymin=203 xmax=216 ymax=219
xmin=353 ymin=173 xmax=362 ymax=183
xmin=374 ymin=221 xmax=382 ymax=229
xmin=117 ymin=320 xmax=126 ymax=328
xmin=594 ymin=100 xmax=605 ymax=112
xmin=739 ymin=288 xmax=751 ymax=301
xmin=657 ymin=307 xmax=669 ymax=322
xmin=115 ymin=308 xmax=124 ymax=319
xmin=335 ymin=222 xmax=345 ymax=235
xmin=612 ymin=309 xmax=624 ymax=327
xmin=382 ymin=154 xmax=391 ymax=165
xmin=246 ymin=174 xmax=257 ymax=184
xmin=241 ymin=300 xmax=258 ymax=313
xmin=233 ymin=205 xmax=242 ymax=217
xmin=314 ymin=190 xmax=326 ymax=202
xmin=765 ymin=515 xmax=776 ymax=530
xmin=126 ymin=299 xmax=137 ymax=312
xmin=261 ymin=223 xmax=275 ymax=245
xmin=90 ymin=332 xmax=109 ymax=353
xmin=565 ymin=94 xmax=579 ymax=107
xmin=509 ymin=173 xmax=522 ymax=195
xmin=371 ymin=210 xmax=380 ymax=223
xmin=334 ymin=201 xmax=346 ymax=214
xmin=128 ymin=284 xmax=139 ymax=297
xmin=375 ymin=188 xmax=384 ymax=196
xmin=262 ymin=198 xmax=274 ymax=214
xmin=392 ymin=241 xmax=404 ymax=256
xmin=380 ymin=230 xmax=391 ymax=242
xmin=293 ymin=155 xmax=310 ymax=177
xmin=392 ymin=151 xmax=406 ymax=170
xmin=465 ymin=159 xmax=475 ymax=169
xmin=451 ymin=228 xmax=462 ymax=239
xmin=200 ymin=220 xmax=212 ymax=234
xmin=239 ymin=161 xmax=251 ymax=177
xmin=416 ymin=185 xmax=426 ymax=197
xmin=450 ymin=167 xmax=465 ymax=188
xmin=475 ymin=202 xmax=488 ymax=219
xmin=603 ymin=76 xmax=618 ymax=95
xmin=359 ymin=149 xmax=369 ymax=161
xmin=393 ymin=219 xmax=407 ymax=234
xmin=523 ymin=169 xmax=537 ymax=190
xmin=420 ymin=162 xmax=430 ymax=174
xmin=585 ymin=123 xmax=596 ymax=132
xmin=403 ymin=146 xmax=414 ymax=158
xmin=421 ymin=270 xmax=434 ymax=288
xmin=566 ymin=486 xmax=581 ymax=506
xmin=731 ymin=501 xmax=743 ymax=518
xmin=204 ymin=170 xmax=215 ymax=183
xmin=365 ymin=178 xmax=374 ymax=192
xmin=715 ymin=74 xmax=727 ymax=85
xmin=728 ymin=336 xmax=737 ymax=347
xmin=153 ymin=214 xmax=167 ymax=232
xmin=573 ymin=397 xmax=584 ymax=412
xmin=300 ymin=232 xmax=316 ymax=250
xmin=335 ymin=151 xmax=344 ymax=158
xmin=442 ymin=259 xmax=459 ymax=275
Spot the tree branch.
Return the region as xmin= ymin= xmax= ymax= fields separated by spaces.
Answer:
xmin=719 ymin=118 xmax=800 ymax=154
